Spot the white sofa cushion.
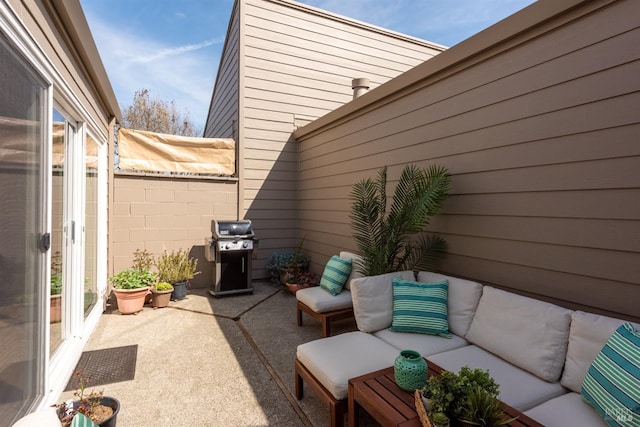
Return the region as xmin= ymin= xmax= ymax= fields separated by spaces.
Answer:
xmin=429 ymin=345 xmax=568 ymax=412
xmin=524 ymin=392 xmax=607 ymax=427
xmin=561 ymin=310 xmax=640 ymax=393
xmin=339 ymin=251 xmax=363 ymax=291
xmin=417 ymin=272 xmax=483 ymax=337
xmin=373 ymin=328 xmax=469 ymax=356
xmin=465 ymin=286 xmax=572 ymax=382
xmin=350 ymin=270 xmax=414 ymax=333
xmin=296 ymin=286 xmax=352 ymax=313
xmin=296 ymin=331 xmax=400 ymax=400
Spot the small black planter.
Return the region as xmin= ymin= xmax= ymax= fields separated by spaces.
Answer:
xmin=171 ymin=281 xmax=188 ymax=300
xmin=97 ymin=397 xmax=120 ymax=427
xmin=58 ymin=396 xmax=120 ymax=427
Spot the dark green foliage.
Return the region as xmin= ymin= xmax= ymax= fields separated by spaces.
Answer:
xmin=423 ymin=366 xmax=500 ymax=422
xmin=350 ymin=164 xmax=451 ymax=276
xmin=109 ymin=268 xmax=156 ymax=289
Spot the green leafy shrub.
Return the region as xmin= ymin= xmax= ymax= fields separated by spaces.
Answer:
xmin=459 ymin=385 xmax=517 ymax=426
xmin=155 ymin=249 xmax=200 ymax=284
xmin=51 ymin=273 xmax=63 ymax=295
xmin=266 ymin=250 xmax=310 ymax=285
xmin=132 ymin=248 xmax=154 ymax=272
xmin=51 ymin=251 xmax=63 ymax=295
xmin=154 ymin=281 xmax=174 ymax=291
xmin=422 ymin=366 xmax=500 ymax=423
xmin=109 ymin=268 xmax=156 ymax=289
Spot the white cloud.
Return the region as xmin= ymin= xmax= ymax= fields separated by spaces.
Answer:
xmin=87 ymin=15 xmax=222 ymax=131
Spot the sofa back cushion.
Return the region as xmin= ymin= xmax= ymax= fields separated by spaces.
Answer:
xmin=561 ymin=310 xmax=640 ymax=393
xmin=417 ymin=272 xmax=483 ymax=337
xmin=465 ymin=286 xmax=572 ymax=382
xmin=339 ymin=251 xmax=363 ymax=291
xmin=350 ymin=270 xmax=415 ymax=333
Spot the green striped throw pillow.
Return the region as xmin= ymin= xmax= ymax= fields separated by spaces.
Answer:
xmin=319 ymin=256 xmax=352 ymax=296
xmin=389 ymin=278 xmax=450 ymax=337
xmin=581 ymin=322 xmax=640 ymax=427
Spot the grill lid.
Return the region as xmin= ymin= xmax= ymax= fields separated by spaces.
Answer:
xmin=212 ymin=220 xmax=254 ymax=239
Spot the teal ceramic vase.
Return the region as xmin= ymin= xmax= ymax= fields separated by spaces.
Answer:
xmin=394 ymin=349 xmax=428 ymax=391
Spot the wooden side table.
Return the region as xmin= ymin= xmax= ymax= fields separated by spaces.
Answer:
xmin=348 ymin=360 xmax=545 ymax=427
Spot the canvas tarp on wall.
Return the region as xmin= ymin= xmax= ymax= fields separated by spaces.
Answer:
xmin=117 ymin=128 xmax=235 ymax=175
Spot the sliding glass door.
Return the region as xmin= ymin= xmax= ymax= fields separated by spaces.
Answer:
xmin=0 ymin=34 xmax=47 ymax=423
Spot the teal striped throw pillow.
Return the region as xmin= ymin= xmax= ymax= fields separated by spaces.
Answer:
xmin=319 ymin=256 xmax=352 ymax=296
xmin=581 ymin=322 xmax=640 ymax=427
xmin=389 ymin=278 xmax=450 ymax=337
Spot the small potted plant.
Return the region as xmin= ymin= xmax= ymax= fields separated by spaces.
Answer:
xmin=150 ymin=281 xmax=173 ymax=308
xmin=155 ymin=249 xmax=200 ymax=301
xmin=109 ymin=268 xmax=156 ymax=314
xmin=284 ymin=271 xmax=317 ymax=294
xmin=266 ymin=239 xmax=310 ymax=286
xmin=421 ymin=366 xmax=507 ymax=426
xmin=458 ymin=385 xmax=517 ymax=426
xmin=56 ymin=371 xmax=120 ymax=427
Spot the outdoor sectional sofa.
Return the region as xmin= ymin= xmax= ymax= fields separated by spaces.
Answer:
xmin=295 ymin=270 xmax=639 ymax=427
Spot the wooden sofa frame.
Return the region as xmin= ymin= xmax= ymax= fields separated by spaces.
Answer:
xmin=296 ymin=300 xmax=354 ymax=338
xmin=294 ymin=358 xmax=347 ymax=427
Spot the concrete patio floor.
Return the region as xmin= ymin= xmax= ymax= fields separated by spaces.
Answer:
xmin=60 ymin=281 xmax=360 ymax=426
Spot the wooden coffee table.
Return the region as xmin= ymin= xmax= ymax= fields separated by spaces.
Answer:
xmin=348 ymin=360 xmax=545 ymax=427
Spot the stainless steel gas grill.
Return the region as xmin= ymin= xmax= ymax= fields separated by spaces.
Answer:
xmin=205 ymin=220 xmax=255 ymax=296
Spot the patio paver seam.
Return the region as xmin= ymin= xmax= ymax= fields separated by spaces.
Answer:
xmin=236 ymin=318 xmax=314 ymax=427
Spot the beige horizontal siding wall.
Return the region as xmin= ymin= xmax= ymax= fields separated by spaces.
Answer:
xmin=295 ymin=0 xmax=640 ymax=321
xmin=112 ymin=174 xmax=238 ymax=288
xmin=241 ymin=0 xmax=444 ymax=278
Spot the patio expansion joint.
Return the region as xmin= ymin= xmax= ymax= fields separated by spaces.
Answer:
xmin=235 ymin=319 xmax=314 ymax=427
xmin=235 ymin=286 xmax=284 ymax=319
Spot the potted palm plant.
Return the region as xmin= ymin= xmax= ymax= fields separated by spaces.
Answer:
xmin=350 ymin=164 xmax=451 ymax=276
xmin=109 ymin=268 xmax=155 ymax=314
xmin=155 ymin=249 xmax=200 ymax=300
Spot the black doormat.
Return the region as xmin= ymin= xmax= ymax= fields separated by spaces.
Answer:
xmin=65 ymin=345 xmax=137 ymax=391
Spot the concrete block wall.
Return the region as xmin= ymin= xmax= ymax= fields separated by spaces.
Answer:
xmin=111 ymin=174 xmax=238 ymax=288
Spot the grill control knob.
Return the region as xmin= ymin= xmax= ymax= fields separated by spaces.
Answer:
xmin=225 ymin=243 xmax=230 ymax=249
xmin=242 ymin=242 xmax=248 ymax=248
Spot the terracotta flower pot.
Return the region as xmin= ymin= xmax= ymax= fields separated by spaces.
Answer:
xmin=50 ymin=294 xmax=62 ymax=323
xmin=151 ymin=288 xmax=172 ymax=308
xmin=113 ymin=287 xmax=150 ymax=314
xmin=285 ymin=283 xmax=312 ymax=294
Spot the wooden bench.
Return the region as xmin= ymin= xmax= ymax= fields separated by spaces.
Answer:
xmin=296 ymin=300 xmax=354 ymax=338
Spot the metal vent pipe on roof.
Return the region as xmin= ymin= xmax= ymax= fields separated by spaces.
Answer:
xmin=352 ymin=78 xmax=370 ymax=99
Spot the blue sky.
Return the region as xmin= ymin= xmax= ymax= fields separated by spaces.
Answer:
xmin=79 ymin=0 xmax=536 ymax=133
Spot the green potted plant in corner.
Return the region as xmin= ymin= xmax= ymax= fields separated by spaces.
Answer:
xmin=266 ymin=238 xmax=310 ymax=286
xmin=155 ymin=249 xmax=200 ymax=301
xmin=150 ymin=281 xmax=173 ymax=308
xmin=283 ymin=271 xmax=317 ymax=294
xmin=109 ymin=268 xmax=156 ymax=315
